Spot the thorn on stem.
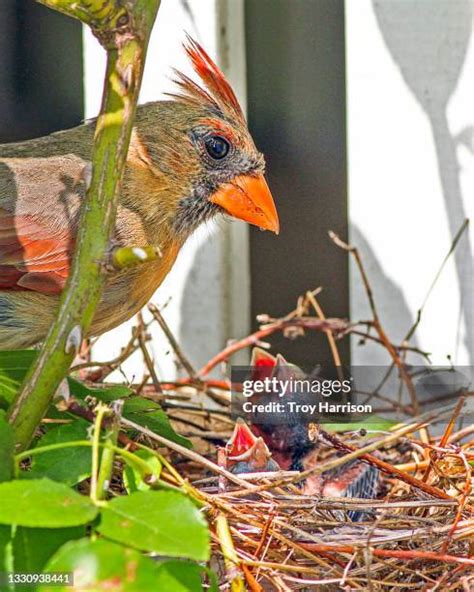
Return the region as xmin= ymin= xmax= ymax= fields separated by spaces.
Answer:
xmin=65 ymin=325 xmax=82 ymax=355
xmin=81 ymin=162 xmax=93 ymax=190
xmin=53 ymin=379 xmax=71 ymax=409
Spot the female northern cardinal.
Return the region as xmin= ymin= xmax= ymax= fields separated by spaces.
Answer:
xmin=0 ymin=37 xmax=279 ymax=349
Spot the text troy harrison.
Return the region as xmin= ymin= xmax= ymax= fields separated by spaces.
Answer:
xmin=242 ymin=401 xmax=373 ymax=414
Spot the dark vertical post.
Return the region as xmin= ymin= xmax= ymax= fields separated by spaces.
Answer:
xmin=0 ymin=0 xmax=83 ymax=143
xmin=245 ymin=0 xmax=349 ymax=367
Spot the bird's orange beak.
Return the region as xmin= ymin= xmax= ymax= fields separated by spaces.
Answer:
xmin=210 ymin=173 xmax=279 ymax=234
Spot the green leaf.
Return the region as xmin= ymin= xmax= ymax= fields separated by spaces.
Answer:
xmin=0 ymin=348 xmax=132 ymax=409
xmin=0 ymin=525 xmax=13 ymax=577
xmin=68 ymin=377 xmax=133 ymax=402
xmin=154 ymin=561 xmax=206 ymax=592
xmin=0 ymin=411 xmax=14 ymax=482
xmin=12 ymin=526 xmax=85 ymax=574
xmin=26 ymin=420 xmax=92 ymax=486
xmin=0 ymin=479 xmax=98 ymax=527
xmin=0 ymin=350 xmax=190 ymax=450
xmin=41 ymin=538 xmax=160 ymax=592
xmin=98 ymin=490 xmax=209 ymax=561
xmin=123 ymin=397 xmax=192 ymax=449
xmin=0 ymin=350 xmax=37 ymax=408
xmin=123 ymin=449 xmax=162 ymax=493
xmin=321 ymin=415 xmax=396 ymax=433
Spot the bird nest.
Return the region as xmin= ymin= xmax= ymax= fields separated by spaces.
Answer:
xmin=165 ymin=398 xmax=473 ymax=592
xmin=73 ymin=233 xmax=473 ymax=590
xmin=76 ymin=318 xmax=473 ymax=590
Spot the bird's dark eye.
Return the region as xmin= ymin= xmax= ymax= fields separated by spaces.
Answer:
xmin=205 ymin=135 xmax=230 ymax=160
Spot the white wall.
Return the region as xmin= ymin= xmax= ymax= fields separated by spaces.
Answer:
xmin=84 ymin=0 xmax=473 ymax=380
xmin=346 ymin=0 xmax=473 ymax=366
xmin=83 ymin=0 xmax=249 ymax=382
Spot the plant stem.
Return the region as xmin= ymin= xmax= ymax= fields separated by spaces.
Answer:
xmin=90 ymin=403 xmax=108 ymax=503
xmin=96 ymin=401 xmax=123 ymax=499
xmin=7 ymin=0 xmax=161 ymax=451
xmin=15 ymin=440 xmax=153 ymax=477
xmin=215 ymin=513 xmax=246 ymax=592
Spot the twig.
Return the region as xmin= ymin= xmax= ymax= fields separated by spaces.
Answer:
xmin=120 ymin=417 xmax=269 ymax=494
xmin=215 ymin=513 xmax=246 ymax=591
xmin=197 ymin=318 xmax=347 ymax=377
xmin=422 ymin=396 xmax=465 ymax=483
xmin=346 ymin=326 xmax=431 ymax=359
xmin=298 ymin=544 xmax=474 ymax=567
xmin=146 ymin=304 xmax=231 ymax=408
xmin=90 ymin=403 xmax=109 ymax=503
xmin=329 ymin=231 xmax=422 ymax=416
xmin=136 ymin=314 xmax=163 ymax=394
xmin=71 ymin=329 xmax=139 ymax=379
xmin=8 ymin=0 xmax=161 ymax=451
xmin=305 ymin=291 xmax=344 ymax=376
xmin=404 ymin=219 xmax=469 ymax=344
xmin=148 ymin=303 xmax=197 ymax=377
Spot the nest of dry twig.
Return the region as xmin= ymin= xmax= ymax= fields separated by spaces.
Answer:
xmin=162 ymin=394 xmax=471 ymax=592
xmin=71 ymin=231 xmax=473 ymax=591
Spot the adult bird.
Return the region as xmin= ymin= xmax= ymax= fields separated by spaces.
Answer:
xmin=0 ymin=37 xmax=279 ymax=349
xmin=226 ymin=348 xmax=380 ymax=521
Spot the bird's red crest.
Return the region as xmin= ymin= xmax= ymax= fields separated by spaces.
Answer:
xmin=171 ymin=35 xmax=245 ymax=124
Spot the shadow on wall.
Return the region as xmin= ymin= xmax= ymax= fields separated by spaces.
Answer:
xmin=372 ymin=0 xmax=473 ymax=363
xmin=178 ymin=232 xmax=226 ymax=374
xmin=350 ymin=224 xmax=419 ymax=365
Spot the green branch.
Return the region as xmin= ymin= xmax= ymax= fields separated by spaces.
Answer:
xmin=96 ymin=401 xmax=123 ymax=500
xmin=7 ymin=0 xmax=161 ymax=451
xmin=36 ymin=0 xmax=129 ymax=37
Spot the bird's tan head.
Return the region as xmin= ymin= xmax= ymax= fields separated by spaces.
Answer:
xmin=133 ymin=36 xmax=279 ymax=238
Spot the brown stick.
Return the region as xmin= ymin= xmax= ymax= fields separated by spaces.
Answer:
xmin=422 ymin=396 xmax=465 ymax=483
xmin=298 ymin=544 xmax=474 ymax=566
xmin=197 ymin=317 xmax=347 ymax=377
xmin=305 ymin=291 xmax=343 ymax=375
xmin=152 ymin=379 xmax=231 ymax=391
xmin=148 ymin=303 xmax=197 ymax=378
xmin=71 ymin=329 xmax=140 ymax=381
xmin=136 ymin=314 xmax=163 ymax=394
xmin=346 ymin=326 xmax=431 ymax=359
xmin=440 ymin=450 xmax=472 ymax=555
xmin=120 ymin=416 xmax=271 ymax=494
xmin=329 ymin=231 xmax=422 ymax=416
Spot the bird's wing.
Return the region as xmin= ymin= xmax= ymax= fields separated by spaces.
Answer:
xmin=0 ymin=207 xmax=73 ymax=295
xmin=322 ymin=459 xmax=380 ymax=522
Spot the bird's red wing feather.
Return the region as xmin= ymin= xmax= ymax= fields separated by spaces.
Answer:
xmin=0 ymin=207 xmax=73 ymax=295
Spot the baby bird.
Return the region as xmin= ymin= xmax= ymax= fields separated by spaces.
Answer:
xmin=228 ymin=349 xmax=380 ymax=521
